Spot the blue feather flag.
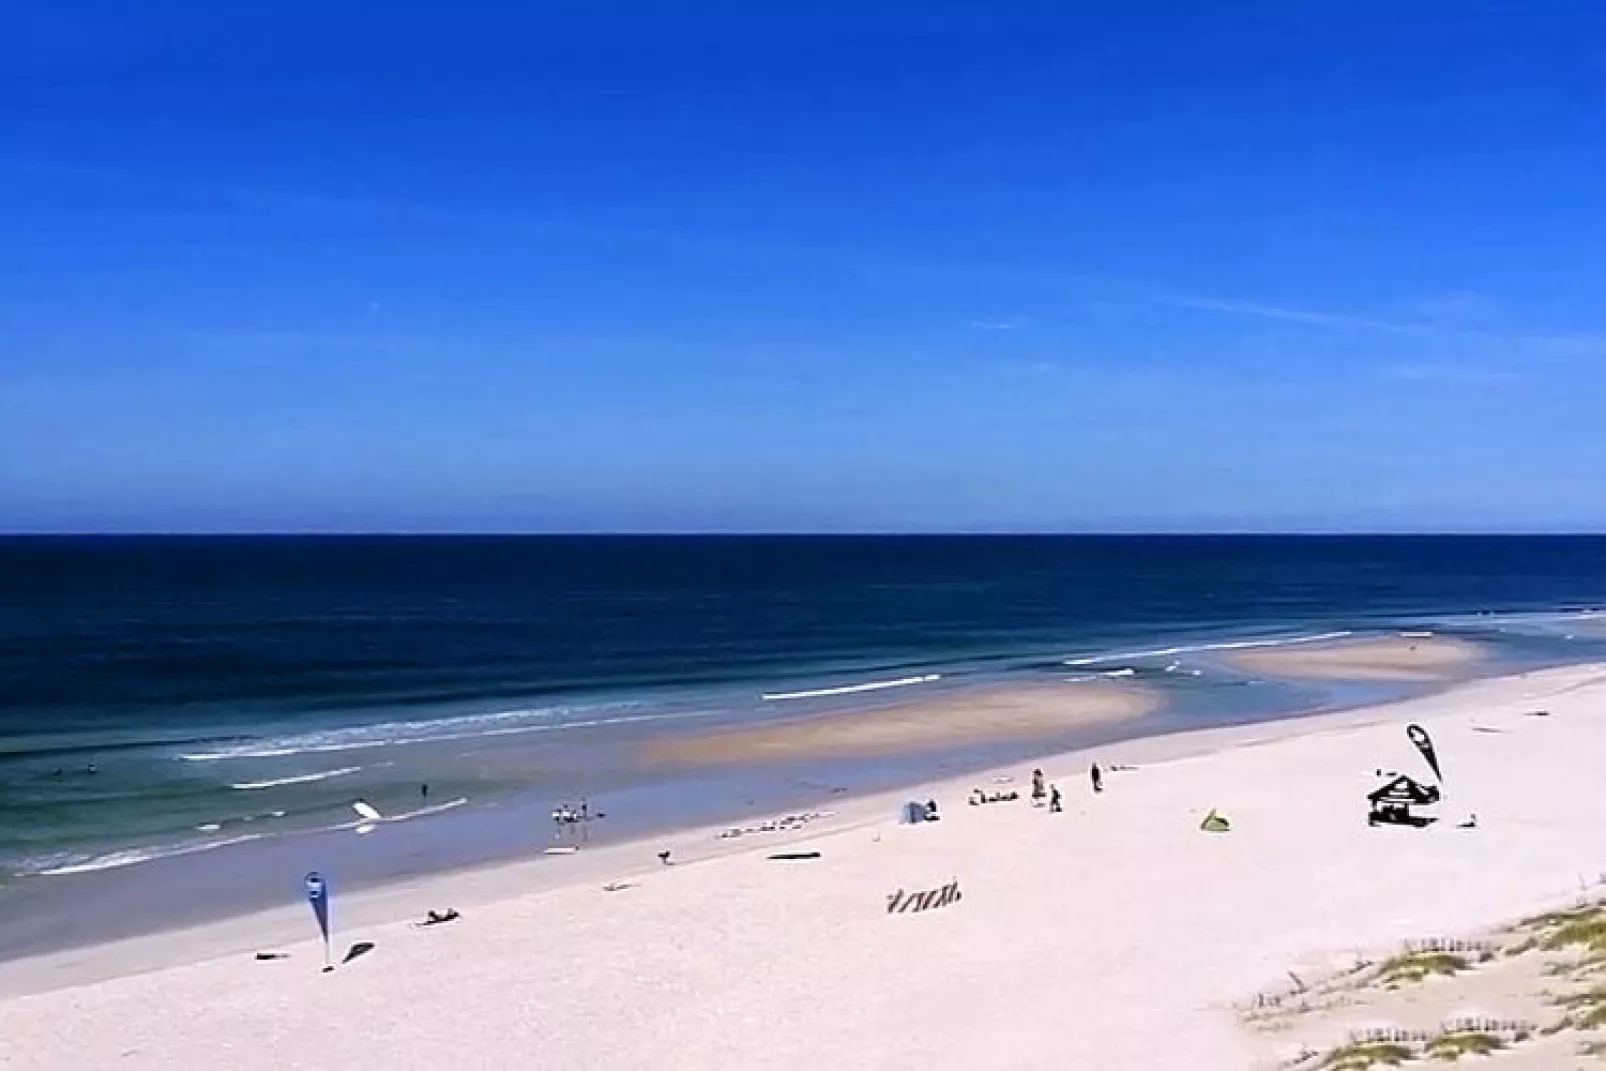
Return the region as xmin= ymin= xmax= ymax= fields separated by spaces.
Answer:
xmin=305 ymin=871 xmax=331 ymax=969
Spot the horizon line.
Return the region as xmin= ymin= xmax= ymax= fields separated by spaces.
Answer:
xmin=3 ymin=530 xmax=1606 ymax=539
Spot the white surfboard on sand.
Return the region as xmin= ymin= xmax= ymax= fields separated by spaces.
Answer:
xmin=352 ymin=800 xmax=383 ymax=834
xmin=345 ymin=797 xmax=466 ymax=835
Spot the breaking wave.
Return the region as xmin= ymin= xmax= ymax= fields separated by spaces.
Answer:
xmin=761 ymin=673 xmax=942 ymax=701
xmin=229 ymin=766 xmax=364 ymax=790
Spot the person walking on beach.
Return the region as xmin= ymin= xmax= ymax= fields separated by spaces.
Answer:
xmin=421 ymin=783 xmax=429 ymax=801
xmin=1031 ymin=768 xmax=1046 ymax=806
xmin=1049 ymin=785 xmax=1062 ymax=813
xmin=1090 ymin=763 xmax=1103 ymax=794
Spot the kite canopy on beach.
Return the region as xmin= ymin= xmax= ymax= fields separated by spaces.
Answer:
xmin=1406 ymin=724 xmax=1443 ymax=783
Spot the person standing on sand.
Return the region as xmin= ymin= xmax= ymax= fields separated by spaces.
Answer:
xmin=1049 ymin=785 xmax=1062 ymax=813
xmin=1090 ymin=763 xmax=1103 ymax=794
xmin=1031 ymin=768 xmax=1046 ymax=805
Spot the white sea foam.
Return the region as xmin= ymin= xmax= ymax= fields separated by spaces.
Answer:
xmin=28 ymin=796 xmax=470 ymax=877
xmin=228 ymin=766 xmax=363 ymax=790
xmin=31 ymin=833 xmax=267 ymax=877
xmin=178 ymin=701 xmax=657 ymax=761
xmin=761 ymin=673 xmax=941 ymax=701
xmin=1063 ymin=631 xmax=1353 ymax=666
xmin=332 ymin=796 xmax=468 ymax=831
xmin=1100 ymin=668 xmax=1137 ymax=678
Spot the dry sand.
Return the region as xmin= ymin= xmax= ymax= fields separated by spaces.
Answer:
xmin=645 ymin=680 xmax=1158 ymax=764
xmin=1226 ymin=633 xmax=1487 ymax=681
xmin=3 ymin=664 xmax=1606 ymax=1070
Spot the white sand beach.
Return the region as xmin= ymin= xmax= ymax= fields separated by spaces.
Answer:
xmin=645 ymin=679 xmax=1158 ymax=764
xmin=1225 ymin=633 xmax=1487 ymax=681
xmin=3 ymin=664 xmax=1605 ymax=1070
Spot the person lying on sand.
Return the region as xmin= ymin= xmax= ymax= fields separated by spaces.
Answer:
xmin=416 ymin=909 xmax=461 ymax=927
xmin=969 ymin=788 xmax=1020 ymax=805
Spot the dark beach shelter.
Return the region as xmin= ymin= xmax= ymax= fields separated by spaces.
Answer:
xmin=1366 ymin=773 xmax=1441 ymax=827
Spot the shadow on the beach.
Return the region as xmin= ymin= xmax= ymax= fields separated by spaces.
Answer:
xmin=343 ymin=941 xmax=376 ymax=964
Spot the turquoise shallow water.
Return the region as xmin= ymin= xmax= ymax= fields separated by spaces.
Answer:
xmin=2 ymin=535 xmax=1606 ymax=897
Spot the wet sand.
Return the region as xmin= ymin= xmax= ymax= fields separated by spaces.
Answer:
xmin=642 ymin=680 xmax=1159 ymax=764
xmin=1225 ymin=634 xmax=1487 ymax=681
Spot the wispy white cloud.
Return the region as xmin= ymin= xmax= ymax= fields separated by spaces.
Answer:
xmin=12 ymin=158 xmax=1606 ymax=364
xmin=1378 ymin=362 xmax=1523 ymax=387
xmin=1173 ymin=294 xmax=1606 ymax=354
xmin=183 ymin=330 xmax=429 ymax=353
xmin=1172 ymin=296 xmax=1432 ymax=335
xmin=1405 ymin=291 xmax=1499 ymax=323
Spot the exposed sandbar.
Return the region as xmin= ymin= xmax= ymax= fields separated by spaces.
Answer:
xmin=1225 ymin=633 xmax=1487 ymax=681
xmin=643 ymin=681 xmax=1159 ymax=764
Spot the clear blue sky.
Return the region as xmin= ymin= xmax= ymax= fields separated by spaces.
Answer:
xmin=5 ymin=1 xmax=1606 ymax=533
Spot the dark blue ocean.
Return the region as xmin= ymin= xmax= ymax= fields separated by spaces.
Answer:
xmin=4 ymin=535 xmax=1606 ymax=906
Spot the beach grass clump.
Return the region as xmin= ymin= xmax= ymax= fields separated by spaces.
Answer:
xmin=1378 ymin=951 xmax=1469 ymax=986
xmin=1424 ymin=1031 xmax=1504 ymax=1061
xmin=1503 ymin=935 xmax=1539 ymax=957
xmin=1321 ymin=1041 xmax=1413 ymax=1069
xmin=1550 ymin=952 xmax=1606 ymax=982
xmin=1579 ymin=954 xmax=1606 ymax=979
xmin=1541 ymin=908 xmax=1606 ymax=955
xmin=1552 ymin=986 xmax=1606 ymax=1030
xmin=1522 ymin=904 xmax=1599 ymax=931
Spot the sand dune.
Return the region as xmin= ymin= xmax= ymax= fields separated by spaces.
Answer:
xmin=2 ymin=665 xmax=1605 ymax=1070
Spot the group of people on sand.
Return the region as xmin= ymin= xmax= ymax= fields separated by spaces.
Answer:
xmin=551 ymin=799 xmax=592 ymax=827
xmin=971 ymin=762 xmax=1105 ymax=812
xmin=1030 ymin=763 xmax=1103 ymax=814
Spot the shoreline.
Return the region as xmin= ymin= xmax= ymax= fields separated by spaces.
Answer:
xmin=3 ymin=613 xmax=1590 ymax=903
xmin=0 ymin=661 xmax=1435 ymax=970
xmin=3 ymin=658 xmax=1601 ymax=1004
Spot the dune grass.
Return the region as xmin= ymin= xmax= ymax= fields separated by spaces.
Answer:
xmin=1321 ymin=1041 xmax=1413 ymax=1069
xmin=1378 ymin=951 xmax=1470 ymax=986
xmin=1541 ymin=909 xmax=1606 ymax=955
xmin=1424 ymin=1031 xmax=1504 ymax=1061
xmin=1522 ymin=905 xmax=1593 ymax=930
xmin=1503 ymin=935 xmax=1539 ymax=957
xmin=1553 ymin=986 xmax=1606 ymax=1030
